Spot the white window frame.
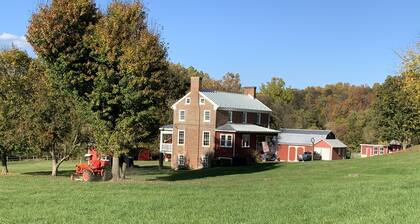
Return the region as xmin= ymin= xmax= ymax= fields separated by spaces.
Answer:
xmin=220 ymin=134 xmax=233 ymax=148
xmin=257 ymin=113 xmax=261 ymax=124
xmin=178 ymin=130 xmax=185 ymax=145
xmin=203 ymin=110 xmax=210 ymax=122
xmin=199 ymin=98 xmax=205 ymax=105
xmin=202 ymin=131 xmax=210 ymax=147
xmin=179 ymin=110 xmax=185 ymax=122
xmin=185 ymin=97 xmax=191 ymax=105
xmin=228 ymin=111 xmax=233 ymax=123
xmin=242 ymin=112 xmax=247 ymax=124
xmin=242 ymin=134 xmax=250 ymax=148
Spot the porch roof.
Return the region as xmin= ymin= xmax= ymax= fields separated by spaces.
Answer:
xmin=216 ymin=123 xmax=280 ymax=134
xmin=159 ymin=124 xmax=173 ymax=131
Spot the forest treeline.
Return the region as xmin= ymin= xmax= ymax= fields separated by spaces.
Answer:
xmin=0 ymin=0 xmax=419 ymax=177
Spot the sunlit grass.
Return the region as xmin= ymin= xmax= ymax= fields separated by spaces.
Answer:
xmin=1 ymin=149 xmax=420 ymax=223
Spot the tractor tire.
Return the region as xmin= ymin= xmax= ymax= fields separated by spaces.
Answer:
xmin=102 ymin=169 xmax=112 ymax=181
xmin=82 ymin=170 xmax=94 ymax=182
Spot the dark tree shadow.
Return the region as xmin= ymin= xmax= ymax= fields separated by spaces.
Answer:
xmin=22 ymin=170 xmax=74 ymax=177
xmin=150 ymin=162 xmax=281 ymax=181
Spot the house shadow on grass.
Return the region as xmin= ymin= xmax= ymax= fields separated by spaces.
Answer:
xmin=149 ymin=162 xmax=281 ymax=181
xmin=22 ymin=169 xmax=74 ymax=177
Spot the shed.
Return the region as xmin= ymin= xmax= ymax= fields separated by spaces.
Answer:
xmin=314 ymin=139 xmax=348 ymax=160
xmin=360 ymin=144 xmax=388 ymax=158
xmin=277 ymin=128 xmax=336 ymax=162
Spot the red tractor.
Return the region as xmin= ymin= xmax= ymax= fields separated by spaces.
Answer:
xmin=72 ymin=147 xmax=112 ymax=182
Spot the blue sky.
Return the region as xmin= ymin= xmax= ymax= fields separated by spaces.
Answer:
xmin=0 ymin=0 xmax=419 ymax=88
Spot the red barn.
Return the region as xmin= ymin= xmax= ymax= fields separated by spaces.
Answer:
xmin=360 ymin=144 xmax=388 ymax=158
xmin=277 ymin=129 xmax=347 ymax=161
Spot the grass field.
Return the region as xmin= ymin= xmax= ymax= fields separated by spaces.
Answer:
xmin=1 ymin=149 xmax=420 ymax=224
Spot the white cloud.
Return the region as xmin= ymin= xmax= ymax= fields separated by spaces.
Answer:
xmin=0 ymin=32 xmax=34 ymax=55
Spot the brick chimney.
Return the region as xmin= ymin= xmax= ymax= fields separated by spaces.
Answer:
xmin=190 ymin=76 xmax=202 ymax=93
xmin=243 ymin=86 xmax=256 ymax=98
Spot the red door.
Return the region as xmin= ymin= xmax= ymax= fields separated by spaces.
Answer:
xmin=289 ymin=147 xmax=296 ymax=161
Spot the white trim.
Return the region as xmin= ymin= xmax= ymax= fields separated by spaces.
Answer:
xmin=220 ymin=134 xmax=233 ymax=148
xmin=177 ymin=130 xmax=185 ymax=145
xmin=202 ymin=131 xmax=210 ymax=147
xmin=241 ymin=134 xmax=250 ymax=148
xmin=257 ymin=113 xmax=261 ymax=124
xmin=185 ymin=97 xmax=191 ymax=105
xmin=171 ymin=92 xmax=191 ymax=109
xmin=178 ymin=110 xmax=185 ymax=122
xmin=199 ymin=97 xmax=205 ymax=105
xmin=199 ymin=92 xmax=219 ymax=110
xmin=203 ymin=110 xmax=211 ymax=122
xmin=242 ymin=112 xmax=247 ymax=124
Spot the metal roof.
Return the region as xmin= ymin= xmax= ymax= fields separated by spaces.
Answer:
xmin=278 ymin=128 xmax=333 ymax=145
xmin=159 ymin=124 xmax=173 ymax=130
xmin=216 ymin=123 xmax=279 ymax=134
xmin=200 ymin=90 xmax=272 ymax=112
xmin=322 ymin=139 xmax=347 ymax=148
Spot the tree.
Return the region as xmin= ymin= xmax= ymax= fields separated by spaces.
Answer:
xmin=258 ymin=77 xmax=293 ymax=128
xmin=401 ymin=44 xmax=420 ymax=111
xmin=220 ymin=72 xmax=241 ymax=93
xmin=375 ymin=75 xmax=420 ymax=149
xmin=88 ymin=1 xmax=168 ymax=181
xmin=0 ymin=48 xmax=32 ymax=175
xmin=27 ymin=0 xmax=98 ymax=98
xmin=28 ymin=63 xmax=93 ymax=176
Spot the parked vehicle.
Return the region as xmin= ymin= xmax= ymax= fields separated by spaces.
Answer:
xmin=298 ymin=151 xmax=322 ymax=161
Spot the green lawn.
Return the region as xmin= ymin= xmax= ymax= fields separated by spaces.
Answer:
xmin=1 ymin=149 xmax=420 ymax=224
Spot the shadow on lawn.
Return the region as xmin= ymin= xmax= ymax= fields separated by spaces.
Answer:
xmin=22 ymin=170 xmax=74 ymax=177
xmin=150 ymin=162 xmax=280 ymax=181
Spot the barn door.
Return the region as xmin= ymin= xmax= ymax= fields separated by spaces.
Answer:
xmin=315 ymin=147 xmax=331 ymax=160
xmin=288 ymin=147 xmax=296 ymax=161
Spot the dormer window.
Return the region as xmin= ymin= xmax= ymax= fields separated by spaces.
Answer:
xmin=199 ymin=98 xmax=205 ymax=105
xmin=242 ymin=112 xmax=247 ymax=124
xmin=185 ymin=97 xmax=191 ymax=104
xmin=228 ymin=111 xmax=233 ymax=123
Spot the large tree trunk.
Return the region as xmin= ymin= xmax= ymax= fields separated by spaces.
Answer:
xmin=1 ymin=150 xmax=8 ymax=175
xmin=111 ymin=154 xmax=120 ymax=181
xmin=50 ymin=151 xmax=58 ymax=176
xmin=50 ymin=150 xmax=70 ymax=177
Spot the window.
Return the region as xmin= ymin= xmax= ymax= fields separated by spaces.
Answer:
xmin=373 ymin=147 xmax=378 ymax=155
xmin=179 ymin=110 xmax=185 ymax=121
xmin=242 ymin=112 xmax=247 ymax=123
xmin=220 ymin=134 xmax=233 ymax=148
xmin=204 ymin=110 xmax=210 ymax=122
xmin=200 ymin=98 xmax=205 ymax=105
xmin=379 ymin=147 xmax=384 ymax=155
xmin=228 ymin=111 xmax=233 ymax=123
xmin=242 ymin=134 xmax=250 ymax=148
xmin=202 ymin=131 xmax=210 ymax=147
xmin=185 ymin=97 xmax=191 ymax=104
xmin=178 ymin=130 xmax=185 ymax=145
xmin=178 ymin=154 xmax=185 ymax=167
xmin=257 ymin=113 xmax=261 ymax=124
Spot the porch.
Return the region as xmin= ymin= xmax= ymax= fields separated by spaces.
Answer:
xmin=214 ymin=123 xmax=279 ymax=161
xmin=159 ymin=125 xmax=173 ymax=161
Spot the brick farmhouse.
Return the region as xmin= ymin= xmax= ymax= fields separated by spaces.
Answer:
xmin=161 ymin=77 xmax=279 ymax=169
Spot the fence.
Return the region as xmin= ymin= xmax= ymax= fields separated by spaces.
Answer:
xmin=6 ymin=155 xmax=52 ymax=162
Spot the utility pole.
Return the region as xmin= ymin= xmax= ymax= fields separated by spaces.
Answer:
xmin=311 ymin=137 xmax=315 ymax=161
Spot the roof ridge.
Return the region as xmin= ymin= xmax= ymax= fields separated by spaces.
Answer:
xmin=280 ymin=128 xmax=332 ymax=132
